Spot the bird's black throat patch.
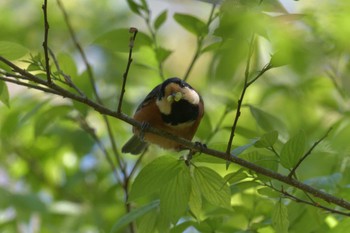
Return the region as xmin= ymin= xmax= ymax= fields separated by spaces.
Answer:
xmin=161 ymin=99 xmax=199 ymax=125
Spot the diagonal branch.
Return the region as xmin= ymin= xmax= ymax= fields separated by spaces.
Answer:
xmin=1 ymin=55 xmax=350 ymax=213
xmin=226 ymin=35 xmax=272 ymax=155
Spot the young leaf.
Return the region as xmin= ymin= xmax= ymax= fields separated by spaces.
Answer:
xmin=255 ymin=130 xmax=279 ymax=148
xmin=154 ymin=10 xmax=167 ymax=30
xmin=155 ymin=47 xmax=172 ymax=63
xmin=249 ymin=106 xmax=286 ymax=132
xmin=231 ymin=139 xmax=259 ymax=155
xmin=0 ymin=41 xmax=28 ymax=60
xmin=110 ymin=200 xmax=159 ymax=233
xmin=272 ymin=200 xmax=289 ymax=233
xmin=129 ymin=156 xmax=183 ymax=200
xmin=173 ymin=13 xmax=208 ymax=36
xmin=280 ymin=131 xmax=306 ymax=169
xmin=0 ymin=81 xmax=10 ymax=108
xmin=160 ymin=166 xmax=191 ymax=223
xmin=193 ymin=166 xmax=231 ymax=209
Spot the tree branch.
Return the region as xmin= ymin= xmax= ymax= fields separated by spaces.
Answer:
xmin=1 ymin=55 xmax=350 ymax=212
xmin=118 ymin=27 xmax=138 ymax=113
xmin=42 ymin=0 xmax=51 ymax=84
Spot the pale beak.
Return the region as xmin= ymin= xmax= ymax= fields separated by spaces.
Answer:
xmin=167 ymin=92 xmax=183 ymax=102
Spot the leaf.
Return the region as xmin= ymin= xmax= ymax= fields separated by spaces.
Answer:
xmin=154 ymin=10 xmax=167 ymax=30
xmin=270 ymin=50 xmax=289 ymax=68
xmin=0 ymin=80 xmax=10 ymax=107
xmin=188 ymin=180 xmax=202 ymax=220
xmin=94 ymin=28 xmax=152 ymax=53
xmin=126 ymin=0 xmax=143 ymax=15
xmin=280 ymin=131 xmax=306 ymax=169
xmin=129 ymin=156 xmax=183 ymax=200
xmin=160 ymin=166 xmax=191 ymax=223
xmin=173 ymin=13 xmax=208 ymax=36
xmin=272 ymin=200 xmax=289 ymax=233
xmin=110 ymin=200 xmax=159 ymax=233
xmin=257 ymin=187 xmax=280 ymax=198
xmin=0 ymin=41 xmax=28 ymax=60
xmin=255 ymin=130 xmax=279 ymax=148
xmin=225 ymin=169 xmax=249 ymax=184
xmin=249 ymin=105 xmax=286 ymax=132
xmin=232 ymin=139 xmax=259 ymax=155
xmin=138 ymin=211 xmax=158 ymax=233
xmin=193 ymin=166 xmax=231 ymax=209
xmin=155 ymin=47 xmax=172 ymax=63
xmin=34 ymin=105 xmax=73 ymax=137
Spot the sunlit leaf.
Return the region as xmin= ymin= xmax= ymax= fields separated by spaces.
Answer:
xmin=0 ymin=41 xmax=28 ymax=60
xmin=129 ymin=156 xmax=183 ymax=200
xmin=193 ymin=166 xmax=230 ymax=209
xmin=188 ymin=180 xmax=202 ymax=220
xmin=173 ymin=13 xmax=208 ymax=36
xmin=280 ymin=131 xmax=306 ymax=169
xmin=154 ymin=10 xmax=167 ymax=30
xmin=155 ymin=46 xmax=172 ymax=63
xmin=160 ymin=165 xmax=191 ymax=223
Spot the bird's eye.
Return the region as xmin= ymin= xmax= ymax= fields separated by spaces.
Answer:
xmin=179 ymin=81 xmax=185 ymax=88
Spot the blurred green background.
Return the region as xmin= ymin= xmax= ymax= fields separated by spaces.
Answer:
xmin=1 ymin=0 xmax=350 ymax=232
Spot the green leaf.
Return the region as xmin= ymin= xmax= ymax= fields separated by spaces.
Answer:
xmin=110 ymin=200 xmax=159 ymax=233
xmin=249 ymin=105 xmax=286 ymax=132
xmin=173 ymin=13 xmax=208 ymax=36
xmin=154 ymin=10 xmax=167 ymax=30
xmin=34 ymin=105 xmax=73 ymax=137
xmin=0 ymin=41 xmax=28 ymax=60
xmin=94 ymin=28 xmax=152 ymax=53
xmin=257 ymin=187 xmax=280 ymax=198
xmin=280 ymin=131 xmax=306 ymax=169
xmin=160 ymin=165 xmax=191 ymax=223
xmin=255 ymin=130 xmax=279 ymax=148
xmin=225 ymin=169 xmax=249 ymax=184
xmin=129 ymin=156 xmax=183 ymax=200
xmin=272 ymin=200 xmax=289 ymax=233
xmin=155 ymin=47 xmax=172 ymax=63
xmin=232 ymin=139 xmax=259 ymax=155
xmin=193 ymin=166 xmax=231 ymax=209
xmin=0 ymin=80 xmax=10 ymax=107
xmin=138 ymin=211 xmax=158 ymax=233
xmin=188 ymin=179 xmax=202 ymax=220
xmin=126 ymin=0 xmax=143 ymax=15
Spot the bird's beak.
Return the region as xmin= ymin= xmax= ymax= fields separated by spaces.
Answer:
xmin=167 ymin=92 xmax=183 ymax=102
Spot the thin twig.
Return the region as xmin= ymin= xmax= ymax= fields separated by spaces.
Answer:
xmin=1 ymin=55 xmax=350 ymax=212
xmin=48 ymin=48 xmax=85 ymax=96
xmin=42 ymin=0 xmax=51 ymax=84
xmin=226 ymin=35 xmax=256 ymax=154
xmin=183 ymin=3 xmax=217 ymax=81
xmin=76 ymin=116 xmax=122 ymax=182
xmin=266 ymin=183 xmax=350 ymax=217
xmin=118 ymin=27 xmax=138 ymax=113
xmin=288 ymin=127 xmax=333 ymax=178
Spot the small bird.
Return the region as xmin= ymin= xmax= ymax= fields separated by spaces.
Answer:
xmin=122 ymin=77 xmax=204 ymax=155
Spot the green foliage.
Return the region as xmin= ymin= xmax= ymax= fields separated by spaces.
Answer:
xmin=1 ymin=0 xmax=350 ymax=233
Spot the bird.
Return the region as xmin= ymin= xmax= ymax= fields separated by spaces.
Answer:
xmin=122 ymin=77 xmax=204 ymax=155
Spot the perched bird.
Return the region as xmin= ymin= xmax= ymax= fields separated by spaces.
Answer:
xmin=122 ymin=77 xmax=204 ymax=155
